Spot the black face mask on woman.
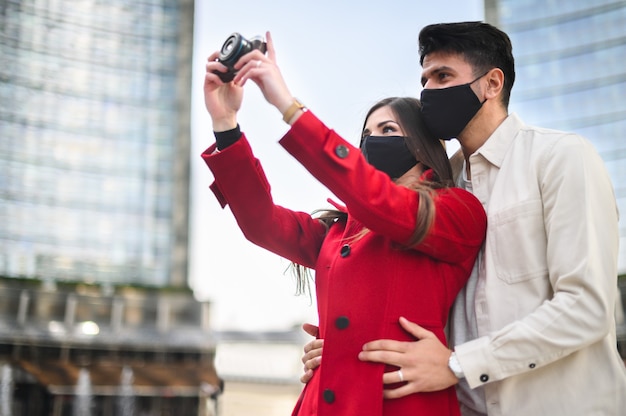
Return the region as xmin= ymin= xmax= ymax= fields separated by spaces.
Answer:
xmin=360 ymin=135 xmax=417 ymax=179
xmin=420 ymin=74 xmax=487 ymax=140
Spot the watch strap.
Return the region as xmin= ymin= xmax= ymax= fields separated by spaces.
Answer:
xmin=282 ymin=98 xmax=306 ymax=124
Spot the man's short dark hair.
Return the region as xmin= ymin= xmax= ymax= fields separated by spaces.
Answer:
xmin=418 ymin=21 xmax=515 ymax=109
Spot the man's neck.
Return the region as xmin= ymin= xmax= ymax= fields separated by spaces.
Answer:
xmin=459 ymin=107 xmax=508 ymax=179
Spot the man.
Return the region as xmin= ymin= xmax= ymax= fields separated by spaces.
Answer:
xmin=302 ymin=21 xmax=626 ymax=415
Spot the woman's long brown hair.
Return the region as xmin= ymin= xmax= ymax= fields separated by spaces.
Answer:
xmin=291 ymin=97 xmax=455 ymax=295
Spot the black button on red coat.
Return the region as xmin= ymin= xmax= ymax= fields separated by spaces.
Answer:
xmin=323 ymin=388 xmax=336 ymax=403
xmin=335 ymin=145 xmax=349 ymax=158
xmin=340 ymin=244 xmax=351 ymax=257
xmin=335 ymin=316 xmax=350 ymax=329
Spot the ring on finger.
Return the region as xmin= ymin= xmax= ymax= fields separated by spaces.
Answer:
xmin=397 ymin=369 xmax=404 ymax=382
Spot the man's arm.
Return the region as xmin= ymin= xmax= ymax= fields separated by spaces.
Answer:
xmin=456 ymin=135 xmax=619 ymax=388
xmin=359 ymin=135 xmax=620 ymax=396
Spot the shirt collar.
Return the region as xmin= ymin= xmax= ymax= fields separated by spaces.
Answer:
xmin=474 ymin=113 xmax=524 ymax=168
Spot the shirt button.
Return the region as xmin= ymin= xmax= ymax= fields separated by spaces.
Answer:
xmin=480 ymin=374 xmax=489 ymax=382
xmin=529 ymin=363 xmax=536 ymax=369
xmin=335 ymin=316 xmax=350 ymax=329
xmin=323 ymin=388 xmax=335 ymax=403
xmin=335 ymin=145 xmax=349 ymax=158
xmin=340 ymin=244 xmax=351 ymax=257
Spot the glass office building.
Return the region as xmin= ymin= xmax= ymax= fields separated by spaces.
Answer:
xmin=0 ymin=0 xmax=194 ymax=286
xmin=486 ymin=0 xmax=626 ymax=273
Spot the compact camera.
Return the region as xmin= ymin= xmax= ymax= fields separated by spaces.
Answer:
xmin=215 ymin=32 xmax=267 ymax=82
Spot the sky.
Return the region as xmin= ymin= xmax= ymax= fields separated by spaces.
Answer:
xmin=188 ymin=1 xmax=483 ymax=332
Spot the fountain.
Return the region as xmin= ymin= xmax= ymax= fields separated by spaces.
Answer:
xmin=74 ymin=368 xmax=93 ymax=416
xmin=117 ymin=366 xmax=135 ymax=416
xmin=0 ymin=364 xmax=12 ymax=416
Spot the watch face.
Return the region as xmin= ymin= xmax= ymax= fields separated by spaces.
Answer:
xmin=449 ymin=353 xmax=464 ymax=378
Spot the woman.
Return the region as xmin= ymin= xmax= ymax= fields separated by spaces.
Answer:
xmin=202 ymin=31 xmax=486 ymax=416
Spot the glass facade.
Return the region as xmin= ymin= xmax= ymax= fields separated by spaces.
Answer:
xmin=491 ymin=0 xmax=626 ymax=273
xmin=0 ymin=0 xmax=193 ymax=286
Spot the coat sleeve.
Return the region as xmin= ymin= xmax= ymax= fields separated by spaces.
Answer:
xmin=280 ymin=111 xmax=486 ymax=265
xmin=200 ymin=136 xmax=327 ymax=269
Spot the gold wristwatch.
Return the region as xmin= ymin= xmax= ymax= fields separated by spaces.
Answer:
xmin=282 ymin=98 xmax=306 ymax=124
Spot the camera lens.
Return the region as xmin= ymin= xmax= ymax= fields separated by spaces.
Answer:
xmin=214 ymin=32 xmax=266 ymax=82
xmin=221 ymin=36 xmax=237 ymax=54
xmin=219 ymin=33 xmax=247 ymax=67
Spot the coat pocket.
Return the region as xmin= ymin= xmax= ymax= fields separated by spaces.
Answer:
xmin=489 ymin=199 xmax=548 ymax=284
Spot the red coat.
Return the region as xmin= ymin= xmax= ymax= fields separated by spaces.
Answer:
xmin=202 ymin=111 xmax=486 ymax=416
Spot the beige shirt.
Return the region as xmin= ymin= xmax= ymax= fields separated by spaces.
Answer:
xmin=453 ymin=113 xmax=626 ymax=415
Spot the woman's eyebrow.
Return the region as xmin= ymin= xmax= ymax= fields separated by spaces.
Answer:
xmin=363 ymin=120 xmax=399 ymax=136
xmin=378 ymin=120 xmax=398 ymax=127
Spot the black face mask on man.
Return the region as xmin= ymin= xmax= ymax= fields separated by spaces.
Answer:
xmin=420 ymin=74 xmax=487 ymax=140
xmin=360 ymin=135 xmax=417 ymax=179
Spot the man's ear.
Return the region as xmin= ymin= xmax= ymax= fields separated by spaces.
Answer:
xmin=484 ymin=67 xmax=504 ymax=100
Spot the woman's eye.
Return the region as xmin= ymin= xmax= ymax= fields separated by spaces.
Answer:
xmin=382 ymin=126 xmax=396 ymax=134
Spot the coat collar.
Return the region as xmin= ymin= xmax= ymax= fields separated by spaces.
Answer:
xmin=327 ymin=198 xmax=347 ymax=212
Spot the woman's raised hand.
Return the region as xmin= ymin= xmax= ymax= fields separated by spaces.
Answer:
xmin=204 ymin=50 xmax=243 ymax=131
xmin=232 ymin=31 xmax=296 ymax=117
